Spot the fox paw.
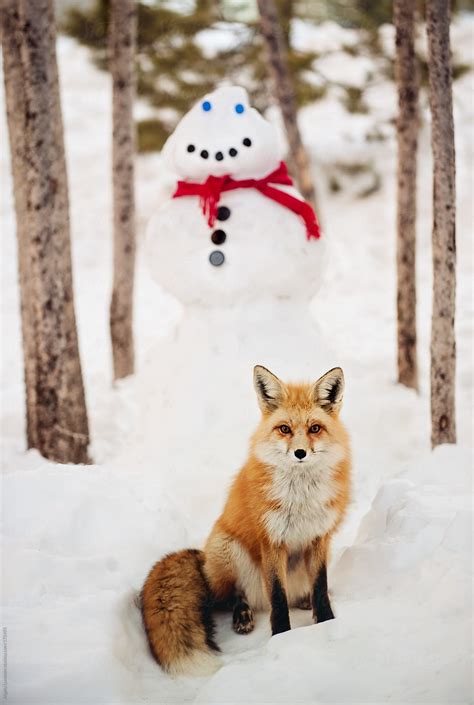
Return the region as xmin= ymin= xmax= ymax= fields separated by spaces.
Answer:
xmin=233 ymin=604 xmax=254 ymax=634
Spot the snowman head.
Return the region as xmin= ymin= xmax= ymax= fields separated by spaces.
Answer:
xmin=162 ymin=86 xmax=283 ymax=181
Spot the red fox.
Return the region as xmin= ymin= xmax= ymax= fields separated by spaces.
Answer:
xmin=141 ymin=365 xmax=351 ymax=676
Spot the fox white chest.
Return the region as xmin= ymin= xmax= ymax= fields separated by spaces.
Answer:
xmin=263 ymin=462 xmax=341 ymax=551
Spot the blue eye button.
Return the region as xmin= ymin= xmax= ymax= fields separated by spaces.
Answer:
xmin=235 ymin=103 xmax=245 ymax=114
xmin=202 ymin=101 xmax=212 ymax=112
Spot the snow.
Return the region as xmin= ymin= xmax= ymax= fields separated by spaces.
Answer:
xmin=194 ymin=23 xmax=251 ymax=59
xmin=1 ymin=19 xmax=473 ymax=705
xmin=314 ymin=52 xmax=375 ymax=88
xmin=292 ymin=19 xmax=359 ymax=54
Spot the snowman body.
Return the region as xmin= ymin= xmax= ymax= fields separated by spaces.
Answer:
xmin=143 ymin=87 xmax=331 ymax=522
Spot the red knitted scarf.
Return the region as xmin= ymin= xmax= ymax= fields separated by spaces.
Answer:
xmin=172 ymin=161 xmax=320 ymax=240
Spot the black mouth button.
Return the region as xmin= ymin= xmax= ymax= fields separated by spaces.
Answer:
xmin=229 ymin=148 xmax=238 ymax=157
xmin=217 ymin=205 xmax=231 ymax=221
xmin=242 ymin=137 xmax=252 ymax=147
xmin=209 ymin=250 xmax=225 ymax=267
xmin=200 ymin=149 xmax=209 ymax=159
xmin=215 ymin=151 xmax=224 ymax=161
xmin=211 ymin=229 xmax=226 ymax=245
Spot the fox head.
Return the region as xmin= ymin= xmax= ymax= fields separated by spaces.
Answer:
xmin=251 ymin=365 xmax=349 ymax=470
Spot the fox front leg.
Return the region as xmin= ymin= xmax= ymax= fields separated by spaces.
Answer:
xmin=261 ymin=544 xmax=291 ymax=635
xmin=312 ymin=562 xmax=334 ymax=623
xmin=305 ymin=537 xmax=335 ymax=624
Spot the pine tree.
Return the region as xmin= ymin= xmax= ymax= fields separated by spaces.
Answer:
xmin=1 ymin=0 xmax=90 ymax=464
xmin=426 ymin=0 xmax=457 ymax=447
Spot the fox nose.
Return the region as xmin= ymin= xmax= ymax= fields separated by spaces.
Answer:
xmin=294 ymin=449 xmax=307 ymax=460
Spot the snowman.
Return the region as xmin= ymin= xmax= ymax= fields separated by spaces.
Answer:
xmin=142 ymin=86 xmax=333 ymax=524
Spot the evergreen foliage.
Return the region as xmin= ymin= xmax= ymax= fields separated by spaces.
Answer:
xmin=302 ymin=0 xmax=393 ymax=28
xmin=63 ymin=0 xmax=323 ymax=152
xmin=63 ymin=0 xmax=471 ymax=153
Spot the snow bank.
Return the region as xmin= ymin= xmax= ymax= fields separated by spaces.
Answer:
xmin=2 ymin=455 xmax=190 ymax=704
xmin=3 ymin=440 xmax=471 ymax=703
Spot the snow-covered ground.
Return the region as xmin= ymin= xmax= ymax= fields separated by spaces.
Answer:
xmin=1 ymin=18 xmax=473 ymax=705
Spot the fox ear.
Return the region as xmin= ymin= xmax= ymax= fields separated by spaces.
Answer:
xmin=254 ymin=365 xmax=284 ymax=414
xmin=313 ymin=367 xmax=345 ymax=414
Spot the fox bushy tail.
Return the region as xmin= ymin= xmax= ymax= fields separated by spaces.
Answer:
xmin=141 ymin=548 xmax=221 ymax=676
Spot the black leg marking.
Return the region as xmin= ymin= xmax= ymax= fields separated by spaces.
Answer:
xmin=270 ymin=577 xmax=291 ymax=635
xmin=232 ymin=594 xmax=254 ymax=634
xmin=213 ymin=592 xmax=237 ymax=612
xmin=312 ymin=563 xmax=335 ymax=624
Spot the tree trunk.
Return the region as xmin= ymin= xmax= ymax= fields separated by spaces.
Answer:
xmin=109 ymin=0 xmax=136 ymax=380
xmin=256 ymin=0 xmax=317 ymax=210
xmin=1 ymin=0 xmax=37 ymax=448
xmin=276 ymin=0 xmax=293 ymax=48
xmin=394 ymin=0 xmax=419 ymax=390
xmin=1 ymin=0 xmax=90 ymax=463
xmin=426 ymin=0 xmax=457 ymax=447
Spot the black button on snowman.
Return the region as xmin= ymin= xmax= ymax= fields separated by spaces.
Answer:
xmin=209 ymin=206 xmax=231 ymax=265
xmin=211 ymin=229 xmax=226 ymax=245
xmin=216 ymin=206 xmax=231 ymax=221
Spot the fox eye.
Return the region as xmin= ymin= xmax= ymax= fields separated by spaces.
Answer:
xmin=278 ymin=424 xmax=291 ymax=434
xmin=309 ymin=424 xmax=321 ymax=434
